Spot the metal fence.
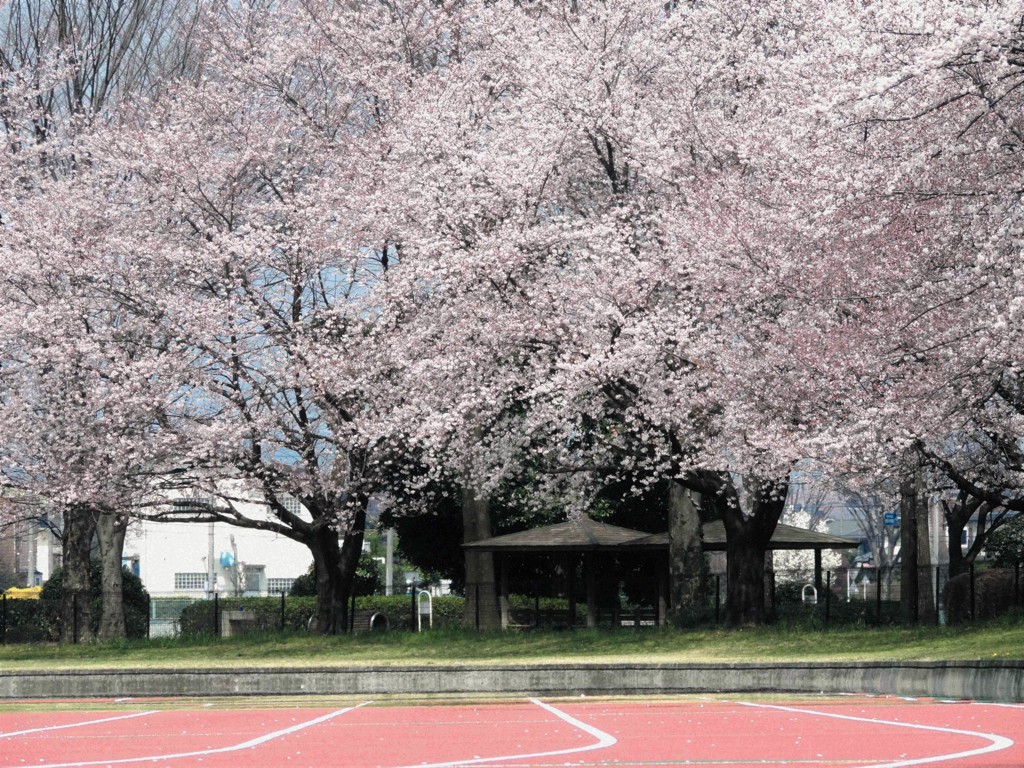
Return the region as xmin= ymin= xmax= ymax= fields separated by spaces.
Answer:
xmin=465 ymin=562 xmax=1024 ymax=629
xmin=0 ymin=592 xmax=458 ymax=642
xmin=3 ymin=563 xmax=1021 ymax=641
xmin=0 ymin=593 xmax=151 ymax=644
xmin=0 ymin=592 xmax=305 ymax=643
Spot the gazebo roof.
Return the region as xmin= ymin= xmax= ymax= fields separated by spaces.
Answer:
xmin=623 ymin=521 xmax=860 ymax=551
xmin=463 ymin=518 xmax=860 ymax=553
xmin=462 ymin=517 xmax=649 ymax=552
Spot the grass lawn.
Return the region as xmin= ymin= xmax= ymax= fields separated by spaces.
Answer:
xmin=2 ymin=616 xmax=1022 ymax=670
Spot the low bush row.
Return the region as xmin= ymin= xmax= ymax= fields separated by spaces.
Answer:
xmin=177 ymin=594 xmax=469 ymax=635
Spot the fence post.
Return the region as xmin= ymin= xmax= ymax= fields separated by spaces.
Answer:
xmin=72 ymin=592 xmax=79 ymax=644
xmin=611 ymin=581 xmax=620 ymax=629
xmin=969 ymin=565 xmax=976 ymax=622
xmin=875 ymin=568 xmax=882 ymax=625
xmin=935 ymin=566 xmax=942 ymax=626
xmin=715 ymin=575 xmax=721 ymax=625
xmin=1016 ymin=562 xmax=1021 ymax=607
xmin=825 ymin=571 xmax=831 ymax=626
xmin=474 ymin=584 xmax=480 ymax=630
xmin=534 ymin=587 xmax=540 ymax=630
xmin=280 ymin=592 xmax=286 ymax=631
xmin=350 ymin=591 xmax=357 ymax=633
xmin=1011 ymin=561 xmax=1019 ymax=610
xmin=411 ymin=584 xmax=417 ymax=631
xmin=146 ymin=595 xmax=152 ymax=639
xmin=213 ymin=593 xmax=220 ymax=637
xmin=1 ymin=594 xmax=6 ymax=644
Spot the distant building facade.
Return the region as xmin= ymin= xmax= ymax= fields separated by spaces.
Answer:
xmin=0 ymin=495 xmax=60 ymax=589
xmin=124 ymin=491 xmax=314 ymax=598
xmin=2 ymin=488 xmax=314 ymax=598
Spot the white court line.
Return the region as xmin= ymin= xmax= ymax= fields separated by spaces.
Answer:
xmin=980 ymin=701 xmax=1024 ymax=709
xmin=0 ymin=703 xmax=369 ymax=768
xmin=0 ymin=711 xmax=159 ymax=739
xmin=393 ymin=697 xmax=617 ymax=768
xmin=738 ymin=701 xmax=1014 ymax=768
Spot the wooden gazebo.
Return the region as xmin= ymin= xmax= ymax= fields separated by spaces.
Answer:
xmin=464 ymin=517 xmax=859 ymax=628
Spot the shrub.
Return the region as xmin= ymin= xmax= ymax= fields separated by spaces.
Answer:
xmin=177 ymin=594 xmax=466 ymax=635
xmin=945 ymin=568 xmax=1021 ymax=624
xmin=1 ymin=596 xmax=59 ymax=642
xmin=354 ymin=595 xmax=464 ymax=630
xmin=289 ymin=553 xmax=384 ymax=598
xmin=987 ymin=516 xmax=1024 ymax=568
xmin=289 ymin=567 xmax=316 ymax=597
xmin=39 ymin=565 xmax=149 ymax=640
xmin=178 ymin=596 xmax=317 ymax=636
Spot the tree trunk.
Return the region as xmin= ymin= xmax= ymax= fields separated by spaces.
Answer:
xmin=667 ymin=482 xmax=706 ymax=626
xmin=915 ymin=474 xmax=935 ymax=624
xmin=336 ymin=498 xmax=367 ymax=633
xmin=718 ymin=477 xmax=787 ymax=626
xmin=462 ymin=486 xmax=500 ymax=630
xmin=96 ymin=508 xmax=128 ymax=642
xmin=946 ymin=517 xmax=967 ymax=579
xmin=944 ymin=493 xmax=988 ymax=581
xmin=900 ymin=473 xmax=919 ymax=625
xmin=61 ymin=503 xmax=97 ymax=643
xmin=310 ymin=526 xmax=346 ymax=634
xmin=303 ymin=493 xmax=372 ymax=638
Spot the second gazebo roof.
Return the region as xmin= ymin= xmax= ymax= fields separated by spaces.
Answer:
xmin=463 ymin=517 xmax=860 ymax=553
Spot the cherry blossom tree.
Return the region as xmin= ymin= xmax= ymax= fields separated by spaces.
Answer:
xmin=83 ymin=0 xmax=463 ymax=633
xmin=0 ymin=165 xmax=187 ymax=639
xmin=805 ymin=2 xmax=1024 ymax=606
xmin=369 ymin=0 xmax=857 ymax=625
xmin=7 ymin=0 xmax=1020 ymax=636
xmin=0 ymin=0 xmax=204 ymax=641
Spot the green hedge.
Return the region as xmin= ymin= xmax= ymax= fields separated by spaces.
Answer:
xmin=179 ymin=596 xmax=317 ymax=636
xmin=177 ymin=595 xmax=467 ymax=636
xmin=39 ymin=566 xmax=149 ymax=640
xmin=945 ymin=568 xmax=1021 ymax=625
xmin=3 ymin=567 xmax=149 ymax=643
xmin=354 ymin=595 xmax=464 ymax=630
xmin=1 ymin=597 xmax=61 ymax=642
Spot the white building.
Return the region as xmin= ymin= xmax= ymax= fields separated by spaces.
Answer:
xmin=124 ymin=517 xmax=313 ymax=598
xmin=124 ymin=490 xmax=314 ymax=598
xmin=0 ymin=494 xmax=60 ymax=588
xmin=3 ymin=487 xmax=316 ymax=599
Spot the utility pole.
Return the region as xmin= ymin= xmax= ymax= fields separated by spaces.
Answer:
xmin=207 ymin=522 xmax=216 ymax=598
xmin=385 ymin=528 xmax=395 ymax=596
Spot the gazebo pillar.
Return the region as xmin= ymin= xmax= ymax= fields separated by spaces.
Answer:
xmin=657 ymin=557 xmax=669 ymax=627
xmin=814 ymin=549 xmax=823 ymax=594
xmin=584 ymin=553 xmax=598 ymax=628
xmin=566 ymin=554 xmax=578 ymax=627
xmin=499 ymin=553 xmax=510 ymax=629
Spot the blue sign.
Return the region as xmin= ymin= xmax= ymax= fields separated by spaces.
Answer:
xmin=884 ymin=512 xmax=899 ymax=526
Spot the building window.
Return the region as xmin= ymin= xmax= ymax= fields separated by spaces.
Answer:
xmin=243 ymin=565 xmax=265 ymax=595
xmin=171 ymin=496 xmax=213 ymax=516
xmin=280 ymin=495 xmax=303 ymax=516
xmin=267 ymin=578 xmax=294 ymax=595
xmin=174 ymin=572 xmax=208 ymax=590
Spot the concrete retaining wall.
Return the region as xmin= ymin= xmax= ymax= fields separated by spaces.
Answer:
xmin=2 ymin=661 xmax=1022 ymax=701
